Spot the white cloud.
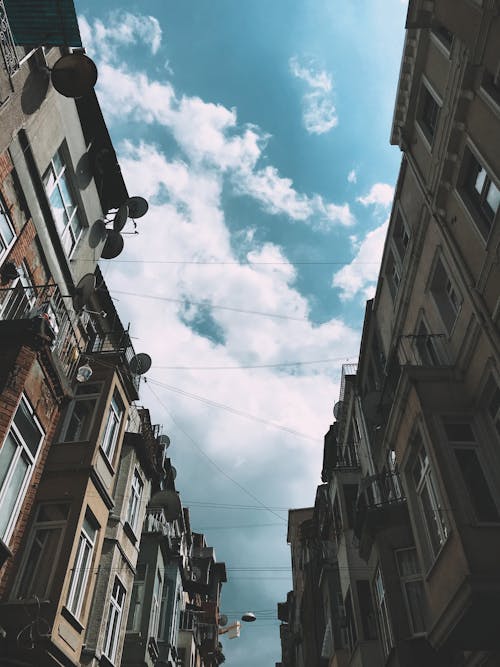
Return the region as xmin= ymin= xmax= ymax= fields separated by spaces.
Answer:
xmin=289 ymin=56 xmax=338 ymax=135
xmin=332 ymin=220 xmax=388 ymax=301
xmin=357 ymin=182 xmax=394 ymax=208
xmin=347 ymin=169 xmax=357 ymax=184
xmin=79 ymin=12 xmax=162 ymax=61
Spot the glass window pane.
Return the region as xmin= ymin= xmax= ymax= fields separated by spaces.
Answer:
xmin=0 ymin=432 xmax=17 ymax=490
xmin=65 ymin=398 xmax=96 ymax=442
xmin=49 ymin=187 xmax=69 ymax=236
xmin=0 ymin=212 xmax=14 ymax=247
xmin=14 ymin=400 xmax=42 ymax=456
xmin=53 ymin=151 xmax=64 ymax=176
xmin=0 ymin=452 xmax=29 ymax=539
xmin=405 ymin=581 xmax=427 ymax=633
xmin=474 ymin=166 xmax=487 ymax=195
xmin=455 ymin=449 xmax=500 ymax=522
xmin=486 ymin=181 xmax=500 ymax=215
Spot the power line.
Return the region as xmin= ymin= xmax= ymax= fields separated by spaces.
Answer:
xmin=110 ymin=289 xmax=310 ymax=322
xmin=152 ymin=355 xmax=357 ymax=371
xmin=145 ymin=383 xmax=288 ymax=524
xmin=146 ymin=377 xmax=317 ymax=441
xmin=193 ymin=523 xmax=284 ymax=530
xmin=98 ymin=259 xmax=379 ymax=266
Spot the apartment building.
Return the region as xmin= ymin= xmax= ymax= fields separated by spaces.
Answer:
xmin=279 ymin=0 xmax=500 ymax=665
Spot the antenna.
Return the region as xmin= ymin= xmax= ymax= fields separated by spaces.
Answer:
xmin=72 ymin=274 xmax=96 ymax=311
xmin=129 ymin=352 xmax=152 ymax=375
xmin=125 ymin=196 xmax=149 ymax=219
xmin=101 ymin=230 xmax=124 ymax=259
xmin=50 ymin=53 xmax=98 ymax=99
xmin=113 ymin=203 xmax=129 ymax=232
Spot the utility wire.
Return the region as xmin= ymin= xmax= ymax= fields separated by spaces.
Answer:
xmin=98 ymin=259 xmax=379 ymax=266
xmin=152 ymin=355 xmax=357 ymax=371
xmin=111 ymin=289 xmax=310 ymax=322
xmin=145 ymin=382 xmax=288 ymax=523
xmin=146 ymin=377 xmax=317 ymax=441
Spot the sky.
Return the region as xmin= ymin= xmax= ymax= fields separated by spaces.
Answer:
xmin=76 ymin=1 xmax=408 ymax=663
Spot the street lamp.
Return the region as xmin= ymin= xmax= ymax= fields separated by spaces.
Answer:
xmin=218 ymin=612 xmax=256 ymax=640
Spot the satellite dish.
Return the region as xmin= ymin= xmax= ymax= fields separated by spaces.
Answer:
xmin=241 ymin=613 xmax=256 ymax=623
xmin=219 ymin=614 xmax=228 ymax=628
xmin=129 ymin=352 xmax=152 ymax=375
xmin=191 ymin=566 xmax=202 ymax=582
xmin=333 ymin=401 xmax=343 ymax=419
xmin=171 ymin=466 xmax=177 ymax=480
xmin=72 ymin=274 xmax=96 ymax=311
xmin=149 ymin=489 xmax=182 ymax=521
xmin=158 ymin=434 xmax=170 ymax=449
xmin=126 ymin=196 xmax=149 ymax=219
xmin=88 ymin=218 xmax=107 ymax=249
xmin=101 ymin=230 xmax=124 ymax=259
xmin=51 ymin=53 xmax=98 ymax=99
xmin=113 ymin=203 xmax=129 ymax=232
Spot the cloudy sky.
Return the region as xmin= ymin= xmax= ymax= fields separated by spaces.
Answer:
xmin=77 ymin=0 xmax=407 ymax=662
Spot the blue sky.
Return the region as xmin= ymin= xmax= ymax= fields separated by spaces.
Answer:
xmin=76 ymin=1 xmax=408 ymax=663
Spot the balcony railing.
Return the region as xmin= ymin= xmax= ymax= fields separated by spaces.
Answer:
xmin=143 ymin=507 xmax=171 ymax=535
xmin=0 ymin=0 xmax=19 ymax=78
xmin=0 ymin=282 xmax=84 ymax=380
xmin=397 ymin=333 xmax=451 ymax=367
xmin=88 ymin=329 xmax=140 ymax=390
xmin=360 ymin=470 xmax=405 ymax=509
xmin=334 ymin=442 xmax=360 ymax=470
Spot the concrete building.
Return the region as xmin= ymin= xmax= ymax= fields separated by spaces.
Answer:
xmin=279 ymin=0 xmax=500 ymax=665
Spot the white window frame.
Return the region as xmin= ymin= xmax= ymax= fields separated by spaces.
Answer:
xmin=0 ymin=193 xmax=15 ymax=264
xmin=0 ymin=261 xmax=36 ymax=321
xmin=13 ymin=503 xmax=69 ymax=600
xmin=66 ymin=511 xmax=98 ymax=619
xmin=412 ymin=439 xmax=449 ymax=560
xmin=395 ymin=548 xmax=427 ymax=635
xmin=150 ymin=569 xmax=162 ymax=639
xmin=101 ymin=389 xmax=124 ymax=463
xmin=0 ymin=394 xmax=44 ymax=544
xmin=127 ymin=563 xmax=147 ymax=633
xmin=43 ymin=147 xmax=83 ymax=257
xmin=126 ymin=468 xmax=144 ymax=532
xmin=103 ymin=577 xmax=126 ymax=664
xmin=458 ymin=144 xmax=499 ymax=241
xmin=373 ymin=567 xmax=394 ymax=656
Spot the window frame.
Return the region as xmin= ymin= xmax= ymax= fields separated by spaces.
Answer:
xmin=0 ymin=394 xmax=44 ymax=545
xmin=0 ymin=193 xmax=15 ymax=264
xmin=150 ymin=569 xmax=163 ymax=639
xmin=60 ymin=382 xmax=102 ymax=443
xmin=411 ymin=438 xmax=449 ymax=561
xmin=127 ymin=563 xmax=147 ymax=633
xmin=429 ymin=254 xmax=462 ymax=336
xmin=100 ymin=389 xmax=124 ymax=464
xmin=373 ymin=567 xmax=394 ymax=656
xmin=126 ymin=468 xmax=144 ymax=533
xmin=459 ymin=145 xmax=499 ymax=241
xmin=103 ymin=576 xmax=127 ymax=664
xmin=395 ymin=548 xmax=428 ymax=636
xmin=417 ymin=79 xmax=441 ymax=147
xmin=43 ymin=146 xmax=84 ymax=257
xmin=66 ymin=510 xmax=99 ymax=619
xmin=13 ymin=502 xmax=69 ymax=600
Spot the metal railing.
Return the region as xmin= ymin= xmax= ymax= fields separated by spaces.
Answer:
xmin=88 ymin=329 xmax=140 ymax=390
xmin=359 ymin=470 xmax=405 ymax=510
xmin=143 ymin=507 xmax=171 ymax=536
xmin=398 ymin=333 xmax=451 ymax=367
xmin=0 ymin=0 xmax=19 ymax=78
xmin=0 ymin=282 xmax=84 ymax=379
xmin=334 ymin=442 xmax=360 ymax=469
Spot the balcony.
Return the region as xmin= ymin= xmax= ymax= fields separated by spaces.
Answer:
xmin=87 ymin=329 xmax=140 ymax=391
xmin=354 ymin=470 xmax=408 ymax=560
xmin=0 ymin=0 xmax=20 ymax=78
xmin=397 ymin=333 xmax=452 ymax=368
xmin=333 ymin=442 xmax=360 ymax=470
xmin=143 ymin=507 xmax=171 ymax=536
xmin=0 ymin=282 xmax=85 ymax=384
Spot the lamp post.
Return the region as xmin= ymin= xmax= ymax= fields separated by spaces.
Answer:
xmin=218 ymin=612 xmax=256 ymax=640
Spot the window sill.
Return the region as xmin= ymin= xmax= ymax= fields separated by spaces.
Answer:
xmin=61 ymin=605 xmax=85 ymax=633
xmin=123 ymin=520 xmax=138 ymax=545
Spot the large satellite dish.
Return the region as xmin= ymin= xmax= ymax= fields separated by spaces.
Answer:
xmin=126 ymin=196 xmax=149 ymax=219
xmin=101 ymin=230 xmax=124 ymax=259
xmin=333 ymin=401 xmax=343 ymax=419
xmin=148 ymin=489 xmax=182 ymax=521
xmin=219 ymin=614 xmax=228 ymax=628
xmin=158 ymin=434 xmax=170 ymax=449
xmin=88 ymin=218 xmax=107 ymax=249
xmin=242 ymin=613 xmax=256 ymax=622
xmin=72 ymin=273 xmax=96 ymax=311
xmin=129 ymin=352 xmax=152 ymax=375
xmin=171 ymin=466 xmax=177 ymax=480
xmin=113 ymin=203 xmax=129 ymax=232
xmin=51 ymin=53 xmax=98 ymax=99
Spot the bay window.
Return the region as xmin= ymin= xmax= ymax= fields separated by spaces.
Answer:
xmin=103 ymin=577 xmax=126 ymax=663
xmin=66 ymin=510 xmax=99 ymax=618
xmin=101 ymin=389 xmax=124 ymax=463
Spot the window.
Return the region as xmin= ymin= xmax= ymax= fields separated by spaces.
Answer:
xmin=481 ymin=66 xmax=500 ymax=108
xmin=373 ymin=567 xmax=393 ymax=655
xmin=62 ymin=382 xmax=101 ymax=442
xmin=412 ymin=441 xmax=449 ymax=558
xmin=343 ymin=484 xmax=358 ymax=529
xmin=127 ymin=563 xmax=146 ymax=632
xmin=101 ymin=389 xmax=124 ymax=463
xmin=461 ymin=147 xmax=499 ymax=238
xmin=395 ymin=548 xmax=427 ymax=634
xmin=126 ymin=469 xmax=144 ymax=532
xmin=66 ymin=511 xmax=99 ymax=618
xmin=393 ymin=210 xmax=410 ymax=265
xmin=484 ymin=375 xmax=500 ymax=438
xmin=344 ymin=589 xmax=357 ymax=651
xmin=415 ymin=320 xmax=442 ymax=366
xmin=430 ymin=256 xmax=461 ymax=334
xmin=43 ymin=147 xmax=83 ymax=256
xmin=357 ymin=580 xmax=378 ymax=640
xmin=0 ymin=194 xmax=15 ymax=262
xmin=386 ymin=250 xmax=401 ymax=299
xmin=0 ymin=262 xmax=36 ymax=321
xmin=15 ymin=503 xmax=69 ymax=600
xmin=431 ymin=24 xmax=453 ymax=52
xmin=418 ymin=84 xmax=440 ymax=144
xmin=443 ymin=421 xmax=499 ymax=522
xmin=150 ymin=569 xmax=162 ymax=638
xmin=103 ymin=578 xmax=126 ymax=663
xmin=0 ymin=395 xmax=44 ymax=544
